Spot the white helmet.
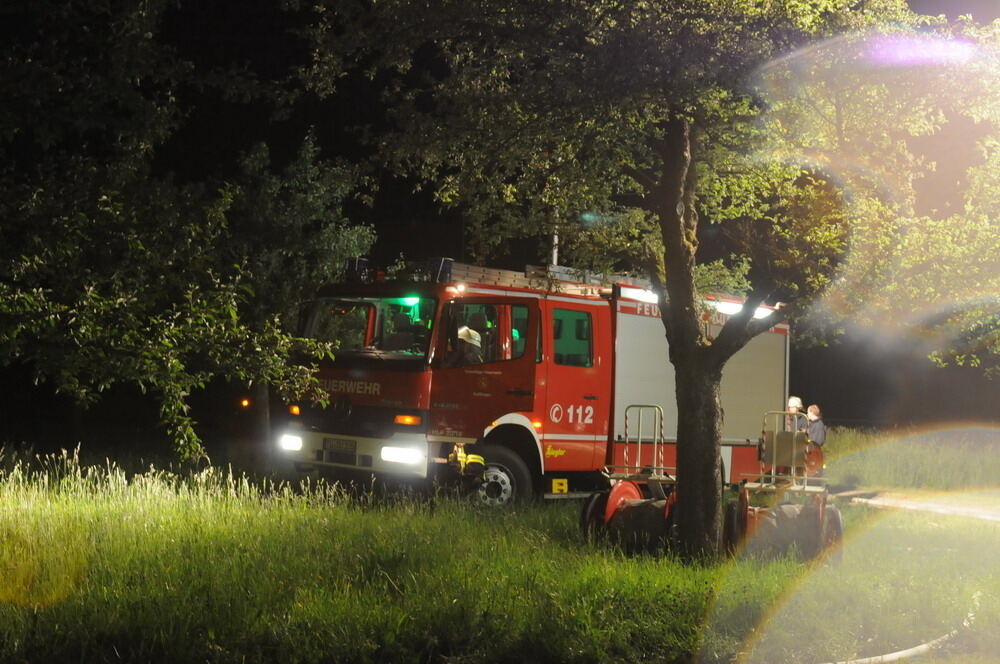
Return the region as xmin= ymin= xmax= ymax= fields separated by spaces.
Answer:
xmin=457 ymin=325 xmax=481 ymax=348
xmin=787 ymin=396 xmax=803 ymax=409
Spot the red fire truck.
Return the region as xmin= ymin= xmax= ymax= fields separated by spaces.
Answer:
xmin=276 ymin=260 xmax=790 ymax=504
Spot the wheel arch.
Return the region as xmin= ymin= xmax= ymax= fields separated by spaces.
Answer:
xmin=482 ymin=422 xmax=543 ymax=483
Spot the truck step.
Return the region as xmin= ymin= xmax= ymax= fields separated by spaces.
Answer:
xmin=543 ymin=492 xmax=595 ymax=500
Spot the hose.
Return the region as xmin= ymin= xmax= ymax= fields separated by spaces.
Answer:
xmin=816 ymin=592 xmax=980 ymax=664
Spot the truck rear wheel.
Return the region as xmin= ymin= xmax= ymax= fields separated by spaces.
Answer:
xmin=723 ymin=499 xmax=743 ymax=555
xmin=822 ymin=505 xmax=844 ymax=562
xmin=580 ymin=491 xmax=609 ymax=539
xmin=475 ymin=444 xmax=534 ymax=507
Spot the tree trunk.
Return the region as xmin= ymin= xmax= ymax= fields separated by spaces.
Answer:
xmin=672 ymin=349 xmax=725 ymax=560
xmin=647 ymin=115 xmax=726 ymax=559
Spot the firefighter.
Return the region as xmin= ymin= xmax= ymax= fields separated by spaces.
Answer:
xmin=447 ymin=444 xmax=486 ymax=490
xmin=444 ymin=325 xmax=483 ymax=367
xmin=806 ymin=404 xmax=827 ymax=447
xmin=785 ymin=396 xmax=806 ymax=432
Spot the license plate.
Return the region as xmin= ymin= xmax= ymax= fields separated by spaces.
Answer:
xmin=323 ymin=437 xmax=357 ymax=453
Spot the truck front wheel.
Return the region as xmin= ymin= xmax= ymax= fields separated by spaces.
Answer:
xmin=475 ymin=444 xmax=534 ymax=507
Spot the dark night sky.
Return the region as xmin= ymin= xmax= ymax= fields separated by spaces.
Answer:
xmin=909 ymin=0 xmax=1000 ymax=20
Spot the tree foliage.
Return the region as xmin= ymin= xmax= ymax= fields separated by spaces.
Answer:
xmin=757 ymin=19 xmax=1000 ymax=370
xmin=225 ymin=133 xmax=376 ymax=333
xmin=0 ymin=0 xmax=374 ymax=458
xmin=311 ymin=0 xmax=998 ymax=556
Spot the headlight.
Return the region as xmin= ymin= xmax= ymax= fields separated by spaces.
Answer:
xmin=380 ymin=446 xmax=425 ymax=465
xmin=279 ymin=434 xmax=303 ymax=451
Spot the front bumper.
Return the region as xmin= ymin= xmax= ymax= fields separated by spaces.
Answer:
xmin=277 ymin=429 xmax=438 ymax=478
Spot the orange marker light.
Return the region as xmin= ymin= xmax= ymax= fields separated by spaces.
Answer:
xmin=531 ymin=420 xmax=543 ymax=430
xmin=289 ymin=405 xmax=301 ymax=416
xmin=394 ymin=414 xmax=422 ymax=426
xmin=240 ymin=398 xmax=251 ymax=408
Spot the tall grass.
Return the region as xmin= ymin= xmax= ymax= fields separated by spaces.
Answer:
xmin=0 ymin=448 xmax=997 ymax=663
xmin=824 ymin=426 xmax=1000 ymax=491
xmin=0 ymin=451 xmax=720 ymax=663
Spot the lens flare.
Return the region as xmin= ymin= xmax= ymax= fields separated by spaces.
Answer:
xmin=868 ymin=35 xmax=978 ymax=66
xmin=753 ymin=29 xmax=1000 ymax=360
xmin=702 ymin=427 xmax=1000 ymax=663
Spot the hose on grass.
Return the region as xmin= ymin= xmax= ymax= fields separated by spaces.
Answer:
xmin=817 ymin=591 xmax=980 ymax=664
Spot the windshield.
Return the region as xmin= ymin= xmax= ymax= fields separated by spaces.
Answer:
xmin=304 ymin=295 xmax=437 ymax=358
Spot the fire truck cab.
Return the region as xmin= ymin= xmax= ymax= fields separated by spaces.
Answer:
xmin=276 ymin=260 xmax=789 ymax=504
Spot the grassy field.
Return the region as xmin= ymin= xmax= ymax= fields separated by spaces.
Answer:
xmin=0 ymin=434 xmax=998 ymax=663
xmin=823 ymin=425 xmax=1000 ymax=491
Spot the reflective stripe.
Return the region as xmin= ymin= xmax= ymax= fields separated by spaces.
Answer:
xmin=545 ymin=294 xmax=600 ymax=304
xmin=466 ymin=288 xmax=541 ymax=298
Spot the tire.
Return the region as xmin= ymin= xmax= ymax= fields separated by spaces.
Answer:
xmin=799 ymin=496 xmax=825 ymax=559
xmin=822 ymin=505 xmax=844 ymax=563
xmin=474 ymin=444 xmax=534 ymax=507
xmin=723 ymin=500 xmax=742 ymax=555
xmin=580 ymin=491 xmax=609 ymax=539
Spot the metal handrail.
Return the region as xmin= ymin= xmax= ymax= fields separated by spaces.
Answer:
xmin=605 ymin=404 xmax=675 ymax=481
xmin=751 ymin=410 xmax=822 ymax=493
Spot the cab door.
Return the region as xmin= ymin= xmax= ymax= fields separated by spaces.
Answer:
xmin=429 ymin=299 xmax=538 ymax=441
xmin=541 ymin=300 xmax=612 ymax=470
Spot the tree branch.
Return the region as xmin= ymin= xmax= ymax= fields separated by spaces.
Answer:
xmin=711 ymin=286 xmax=788 ymax=364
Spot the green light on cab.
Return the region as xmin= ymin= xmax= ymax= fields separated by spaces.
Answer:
xmin=402 ymin=296 xmax=420 ymax=306
xmin=512 ymin=329 xmax=520 ymax=340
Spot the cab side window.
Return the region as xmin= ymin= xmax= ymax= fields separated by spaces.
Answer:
xmin=511 ymin=305 xmax=529 ymax=360
xmin=553 ymin=309 xmax=593 ymax=367
xmin=439 ymin=302 xmax=534 ymax=367
xmin=440 ymin=303 xmax=499 ymax=367
xmin=464 ymin=305 xmax=499 ymax=362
